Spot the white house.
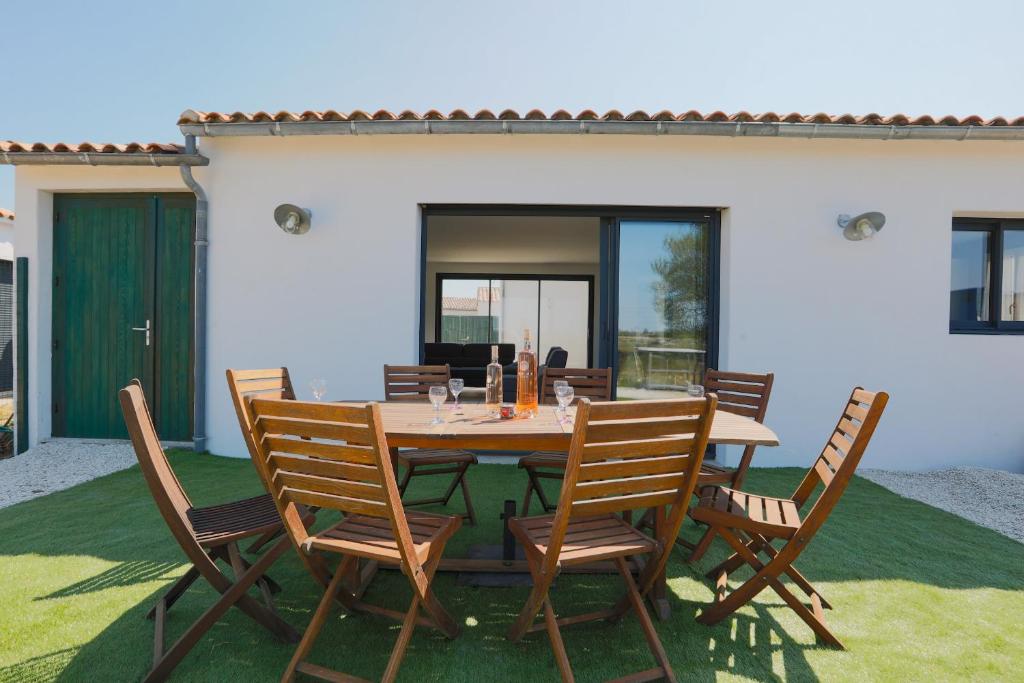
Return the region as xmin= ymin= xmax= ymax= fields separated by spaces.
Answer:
xmin=2 ymin=109 xmax=1023 ymax=472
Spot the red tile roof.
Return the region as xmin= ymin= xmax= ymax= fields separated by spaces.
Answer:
xmin=1 ymin=140 xmax=186 ymax=154
xmin=0 ymin=209 xmax=12 ymax=221
xmin=178 ymin=108 xmax=1024 ymax=127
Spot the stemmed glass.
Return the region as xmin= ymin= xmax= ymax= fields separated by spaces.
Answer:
xmin=687 ymin=384 xmax=705 ymax=398
xmin=428 ymin=385 xmax=448 ymax=425
xmin=555 ymin=385 xmax=574 ymax=424
xmin=448 ymin=378 xmax=465 ymax=412
xmin=310 ymin=378 xmax=327 ymax=401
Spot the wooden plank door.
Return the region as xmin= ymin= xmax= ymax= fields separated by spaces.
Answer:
xmin=52 ymin=194 xmax=194 ymax=440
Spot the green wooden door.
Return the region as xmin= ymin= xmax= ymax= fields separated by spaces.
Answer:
xmin=52 ymin=194 xmax=194 ymax=440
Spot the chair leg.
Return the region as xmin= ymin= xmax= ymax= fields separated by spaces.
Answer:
xmin=146 ymin=565 xmax=201 ymax=619
xmin=281 ymin=556 xmax=352 ymax=683
xmin=543 ymin=597 xmax=574 ymax=683
xmin=521 ymin=478 xmax=535 ymax=517
xmin=245 ymin=526 xmax=283 ymax=555
xmin=508 ymin=553 xmax=556 ymax=642
xmin=227 ymin=542 xmax=275 ymax=611
xmin=398 ymin=463 xmax=415 ymax=495
xmin=614 ymin=556 xmax=677 ymax=683
xmin=697 ymin=527 xmax=843 ymax=649
xmin=147 ymin=537 xmax=299 ymax=683
xmin=458 ymin=468 xmax=477 ymax=526
xmin=686 ymin=525 xmax=719 ymax=563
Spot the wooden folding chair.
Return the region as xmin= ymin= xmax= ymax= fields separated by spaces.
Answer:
xmin=225 ymin=367 xmax=316 ymax=553
xmin=246 ymin=397 xmax=462 ymax=682
xmin=690 ymin=387 xmax=888 ymax=649
xmin=383 ymin=364 xmax=478 ymax=525
xmin=507 ymin=395 xmax=717 ymax=682
xmin=517 ymin=367 xmax=613 ymax=515
xmin=682 ymin=369 xmax=773 ymax=561
xmin=118 ymin=381 xmax=301 ymax=683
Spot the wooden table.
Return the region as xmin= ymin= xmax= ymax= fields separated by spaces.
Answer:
xmin=367 ymin=401 xmax=779 ymax=619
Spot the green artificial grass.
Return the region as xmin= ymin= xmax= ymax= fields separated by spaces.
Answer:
xmin=1 ymin=451 xmax=1022 ymax=682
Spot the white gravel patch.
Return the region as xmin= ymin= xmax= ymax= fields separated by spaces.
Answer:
xmin=0 ymin=440 xmax=138 ymax=509
xmin=860 ymin=467 xmax=1024 ymax=544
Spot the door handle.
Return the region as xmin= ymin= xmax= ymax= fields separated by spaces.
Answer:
xmin=132 ymin=319 xmax=151 ymax=347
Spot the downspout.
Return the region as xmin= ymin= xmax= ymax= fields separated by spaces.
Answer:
xmin=179 ymin=134 xmax=208 ymax=452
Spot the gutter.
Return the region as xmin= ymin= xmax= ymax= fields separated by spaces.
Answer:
xmin=178 ymin=134 xmax=209 ymax=452
xmin=0 ymin=151 xmax=209 ymax=166
xmin=179 ymin=119 xmax=1024 ymax=141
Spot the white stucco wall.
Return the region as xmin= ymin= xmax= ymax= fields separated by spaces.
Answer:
xmin=12 ymin=134 xmax=1024 ymax=472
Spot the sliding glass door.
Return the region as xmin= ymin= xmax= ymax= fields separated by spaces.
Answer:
xmin=612 ymin=219 xmax=714 ymax=399
xmin=436 ymin=275 xmax=593 ymax=367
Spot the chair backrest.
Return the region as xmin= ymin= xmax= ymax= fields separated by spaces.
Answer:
xmin=792 ymin=387 xmax=889 ymax=536
xmin=540 ymin=367 xmax=612 ymax=405
xmin=704 ymin=369 xmax=773 ymax=422
xmin=543 ymin=396 xmax=716 ymax=573
xmin=118 ymin=381 xmax=197 ymax=549
xmin=383 ymin=364 xmax=450 ymax=401
xmin=543 ymin=346 xmax=569 ymax=369
xmin=226 ymin=368 xmax=297 ymax=485
xmin=245 ymin=397 xmax=431 ymax=594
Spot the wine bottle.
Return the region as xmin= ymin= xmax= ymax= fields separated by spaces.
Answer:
xmin=515 ymin=329 xmax=538 ymax=418
xmin=485 ymin=344 xmax=503 ymax=416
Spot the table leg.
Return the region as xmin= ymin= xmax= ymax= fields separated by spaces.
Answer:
xmin=649 ymin=505 xmax=671 ymax=621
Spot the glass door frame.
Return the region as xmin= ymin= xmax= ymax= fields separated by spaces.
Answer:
xmin=434 ymin=272 xmax=596 ymax=367
xmin=419 ymin=205 xmax=721 ymax=396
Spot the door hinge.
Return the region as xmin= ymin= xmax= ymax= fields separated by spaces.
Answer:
xmin=53 ymin=211 xmax=60 ymax=222
xmin=54 ymin=275 xmax=60 ymax=288
xmin=52 ymin=338 xmax=59 ymax=351
xmin=53 ymin=402 xmax=59 ymax=414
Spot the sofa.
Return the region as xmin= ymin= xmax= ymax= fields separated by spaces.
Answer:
xmin=503 ymin=346 xmax=569 ymax=402
xmin=423 ymin=342 xmax=515 ymax=387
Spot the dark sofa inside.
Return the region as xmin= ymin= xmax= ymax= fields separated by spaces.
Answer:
xmin=424 ymin=342 xmax=515 ymax=387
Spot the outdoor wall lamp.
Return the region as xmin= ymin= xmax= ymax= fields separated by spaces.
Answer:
xmin=837 ymin=211 xmax=885 ymax=241
xmin=274 ymin=203 xmax=312 ymax=235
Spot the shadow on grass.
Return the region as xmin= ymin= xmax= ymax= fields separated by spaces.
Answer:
xmin=1 ymin=456 xmax=1022 ymax=681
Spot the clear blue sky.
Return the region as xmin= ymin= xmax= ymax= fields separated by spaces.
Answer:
xmin=3 ymin=0 xmax=1024 ymax=210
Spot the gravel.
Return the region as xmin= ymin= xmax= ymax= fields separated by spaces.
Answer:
xmin=860 ymin=467 xmax=1024 ymax=544
xmin=0 ymin=440 xmax=137 ymax=509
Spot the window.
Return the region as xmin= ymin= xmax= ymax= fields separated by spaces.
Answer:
xmin=436 ymin=274 xmax=594 ymax=366
xmin=950 ymin=219 xmax=1024 ymax=333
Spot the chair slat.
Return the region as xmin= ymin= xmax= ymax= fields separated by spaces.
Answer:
xmin=269 ymin=453 xmax=381 ymax=483
xmin=257 ymin=416 xmax=372 ymax=444
xmin=282 ymin=487 xmax=390 ymax=518
xmin=274 ymin=471 xmax=385 ymax=503
xmin=251 ymin=398 xmax=368 ymax=424
xmin=581 ymin=437 xmax=696 ymax=463
xmin=844 ymin=402 xmax=868 ymax=422
xmin=384 ymin=365 xmax=450 ymax=401
xmin=264 ymin=436 xmax=376 ymax=465
xmin=713 ymin=391 xmax=763 ymax=407
xmin=231 ymin=368 xmax=287 ymax=381
xmin=577 ymin=455 xmax=689 ymax=482
xmin=584 ymin=399 xmax=706 ymax=421
xmin=574 ymin=473 xmax=686 ymax=500
xmin=570 ymin=490 xmax=679 ymax=517
xmin=814 ymin=458 xmax=835 ymax=486
xmin=837 ymin=417 xmax=861 ymax=439
xmin=706 ymin=379 xmax=769 ymax=395
xmin=584 ymin=419 xmax=703 ymax=444
xmin=716 ymin=403 xmax=760 ymax=419
xmin=851 ymin=388 xmax=876 ymax=403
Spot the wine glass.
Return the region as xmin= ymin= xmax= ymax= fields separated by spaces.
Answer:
xmin=556 ymin=386 xmax=574 ymax=424
xmin=428 ymin=385 xmax=448 ymax=425
xmin=448 ymin=378 xmax=465 ymax=411
xmin=553 ymin=379 xmax=569 ymax=393
xmin=687 ymin=384 xmax=705 ymax=398
xmin=310 ymin=378 xmax=327 ymax=401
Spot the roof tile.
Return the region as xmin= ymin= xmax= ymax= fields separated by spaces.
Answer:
xmin=0 ymin=209 xmax=13 ymax=221
xmin=1 ymin=140 xmax=188 ymax=155
xmin=176 ymin=108 xmax=1024 ymax=128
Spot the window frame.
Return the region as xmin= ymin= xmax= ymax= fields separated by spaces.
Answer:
xmin=950 ymin=218 xmax=1024 ymax=334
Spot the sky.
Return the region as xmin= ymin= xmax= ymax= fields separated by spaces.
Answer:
xmin=2 ymin=0 xmax=1024 ymax=210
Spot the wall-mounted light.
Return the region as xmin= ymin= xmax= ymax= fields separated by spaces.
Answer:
xmin=838 ymin=212 xmax=885 ymax=241
xmin=274 ymin=204 xmax=312 ymax=235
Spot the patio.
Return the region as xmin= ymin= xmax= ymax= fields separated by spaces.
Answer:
xmin=1 ymin=451 xmax=1021 ymax=681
